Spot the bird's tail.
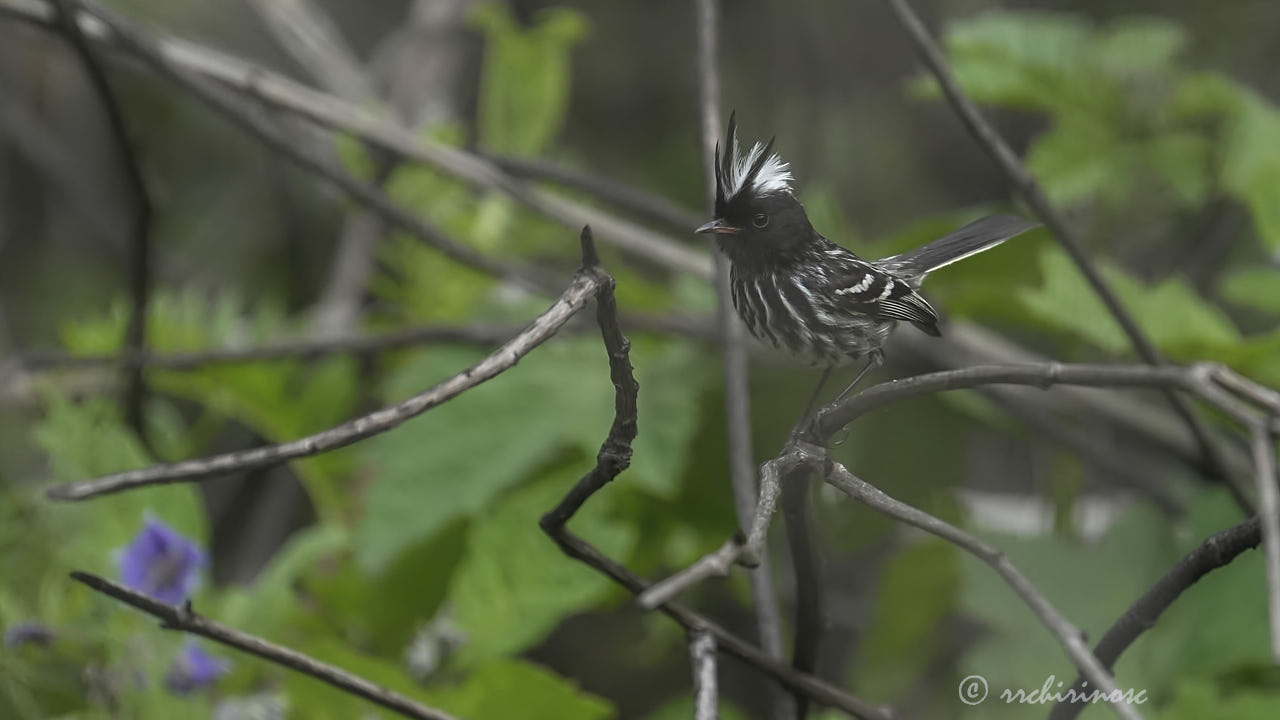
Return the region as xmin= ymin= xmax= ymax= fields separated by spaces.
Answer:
xmin=882 ymin=214 xmax=1039 ymax=277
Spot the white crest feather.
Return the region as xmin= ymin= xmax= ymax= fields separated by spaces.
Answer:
xmin=726 ymin=141 xmax=793 ymax=199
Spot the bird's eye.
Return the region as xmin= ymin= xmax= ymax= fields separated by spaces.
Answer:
xmin=752 ymin=213 xmax=769 ymax=228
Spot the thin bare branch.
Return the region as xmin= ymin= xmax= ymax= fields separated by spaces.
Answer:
xmin=69 ymin=572 xmax=458 ymax=720
xmin=1048 ymin=516 xmax=1261 ymax=720
xmin=881 ymin=0 xmax=1232 ymax=490
xmin=0 ymin=0 xmax=714 ymax=280
xmin=45 ymin=262 xmax=607 ymax=501
xmin=824 ymin=461 xmax=1145 ymax=720
xmin=50 ymin=0 xmax=152 ymax=440
xmin=690 ymin=629 xmax=719 ymax=720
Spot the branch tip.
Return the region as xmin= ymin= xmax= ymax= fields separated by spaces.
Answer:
xmin=579 ymin=225 xmax=599 ymax=268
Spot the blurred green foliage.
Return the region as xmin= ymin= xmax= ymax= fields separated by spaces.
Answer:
xmin=5 ymin=5 xmax=1280 ymax=720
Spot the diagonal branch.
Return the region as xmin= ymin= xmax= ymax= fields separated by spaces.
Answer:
xmin=50 ymin=0 xmax=153 ymax=441
xmin=1048 ymin=516 xmax=1261 ymax=720
xmin=824 ymin=461 xmax=1144 ymax=720
xmin=881 ymin=0 xmax=1233 ymax=492
xmin=45 ymin=251 xmax=609 ymax=501
xmin=69 ymin=572 xmax=458 ymax=720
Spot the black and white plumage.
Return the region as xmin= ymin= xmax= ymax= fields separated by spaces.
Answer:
xmin=698 ymin=115 xmax=1037 ymax=367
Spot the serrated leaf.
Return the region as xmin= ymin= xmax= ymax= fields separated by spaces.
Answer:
xmin=449 ymin=465 xmax=635 ymax=664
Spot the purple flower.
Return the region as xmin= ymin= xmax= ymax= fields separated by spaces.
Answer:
xmin=164 ymin=642 xmax=230 ymax=695
xmin=118 ymin=517 xmax=205 ymax=605
xmin=4 ymin=620 xmax=55 ymax=648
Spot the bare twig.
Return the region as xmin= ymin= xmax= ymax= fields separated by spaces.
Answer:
xmin=537 ymin=245 xmax=890 ymax=720
xmin=0 ymin=0 xmax=714 ymax=280
xmin=69 ymin=572 xmax=458 ymax=720
xmin=882 ymin=0 xmax=1232 ymax=491
xmin=824 ymin=462 xmax=1145 ymax=720
xmin=45 ymin=260 xmax=608 ymax=501
xmin=691 ymin=2 xmax=792 ymax=718
xmin=690 ymin=629 xmax=719 ymax=720
xmin=51 ymin=0 xmax=152 ymax=440
xmin=1048 ymin=517 xmax=1261 ymax=720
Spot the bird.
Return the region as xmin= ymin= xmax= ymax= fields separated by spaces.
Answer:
xmin=697 ymin=114 xmax=1038 ymax=415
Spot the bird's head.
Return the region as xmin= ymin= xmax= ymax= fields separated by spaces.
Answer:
xmin=696 ymin=113 xmax=814 ymax=262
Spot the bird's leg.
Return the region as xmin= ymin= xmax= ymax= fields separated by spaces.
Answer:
xmin=833 ymin=350 xmax=883 ymax=404
xmin=790 ymin=366 xmax=834 ymax=440
xmin=826 ymin=352 xmax=883 ymax=447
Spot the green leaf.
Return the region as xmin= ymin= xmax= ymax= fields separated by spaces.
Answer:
xmin=1221 ymin=267 xmax=1280 ymax=315
xmin=1027 ymin=116 xmax=1133 ymax=207
xmin=280 ymin=637 xmax=435 ymax=720
xmin=916 ymin=11 xmax=1102 ymax=114
xmin=218 ymin=524 xmax=348 ymax=637
xmin=628 ymin=343 xmax=714 ymax=498
xmin=1219 ymin=89 xmax=1280 ymax=252
xmin=1156 ymin=680 xmax=1280 ymax=720
xmin=854 ymin=540 xmax=961 ymax=704
xmin=449 ymin=465 xmax=636 ymax=665
xmin=354 ymin=339 xmax=614 ymax=571
xmin=307 ymin=521 xmax=468 ymax=655
xmin=955 ymin=502 xmax=1174 ymax=719
xmin=1095 ymin=16 xmax=1187 ymax=74
xmin=1171 ymin=74 xmax=1280 ymax=252
xmin=33 ymin=394 xmax=207 ymax=576
xmin=472 ymin=4 xmax=588 ymax=156
xmin=421 ymin=658 xmax=613 ymax=720
xmin=1018 ymin=247 xmax=1240 ymax=356
xmin=55 ymin=291 xmax=360 ymax=518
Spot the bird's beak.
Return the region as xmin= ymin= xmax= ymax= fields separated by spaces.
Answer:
xmin=696 ymin=218 xmax=740 ymax=235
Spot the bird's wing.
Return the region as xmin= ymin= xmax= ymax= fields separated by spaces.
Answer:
xmin=825 ymin=250 xmax=941 ymax=334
